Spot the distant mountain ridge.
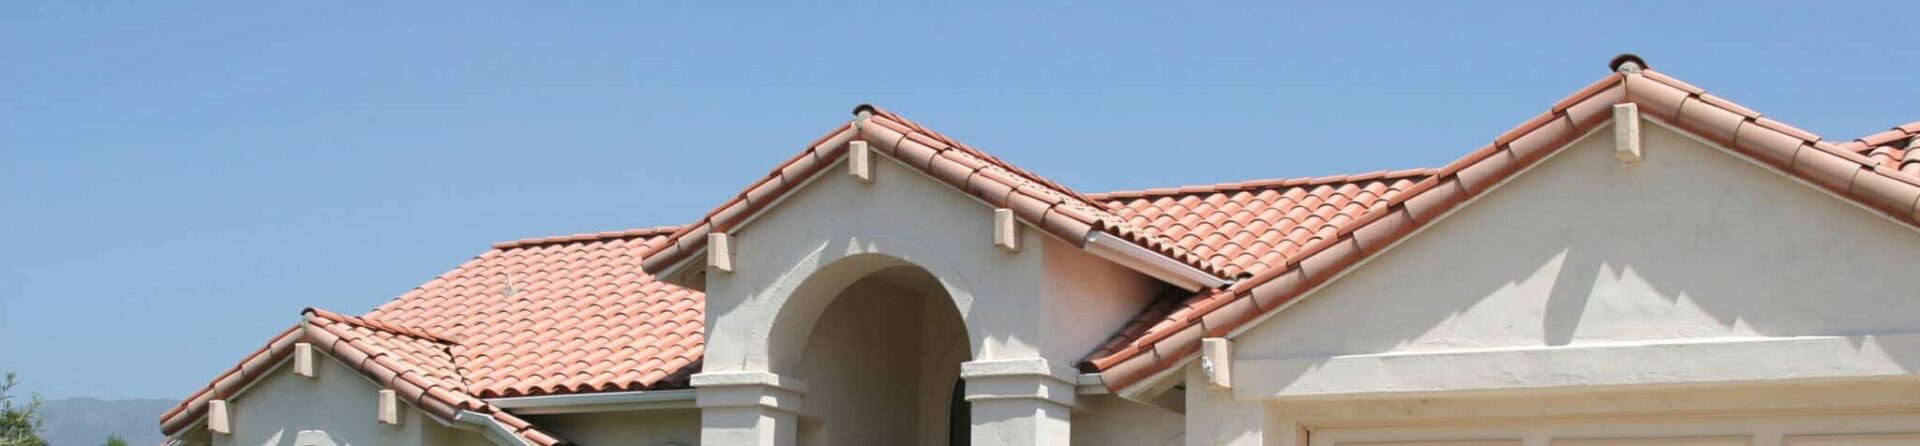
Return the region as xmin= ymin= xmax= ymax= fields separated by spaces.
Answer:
xmin=39 ymin=397 xmax=172 ymax=446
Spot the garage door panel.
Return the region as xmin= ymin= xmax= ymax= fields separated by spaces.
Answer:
xmin=1555 ymin=437 xmax=1750 ymax=446
xmin=1348 ymin=442 xmax=1522 ymax=446
xmin=1785 ymin=433 xmax=1920 ymax=446
xmin=1308 ymin=430 xmax=1519 ymax=446
xmin=1309 ymin=413 xmax=1920 ymax=446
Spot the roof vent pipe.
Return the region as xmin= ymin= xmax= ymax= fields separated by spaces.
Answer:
xmin=1905 ymin=137 xmax=1920 ymax=175
xmin=851 ymin=103 xmax=875 ymax=131
xmin=1610 ymin=53 xmax=1647 ymax=74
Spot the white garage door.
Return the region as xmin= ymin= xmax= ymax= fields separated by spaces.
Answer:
xmin=1308 ymin=412 xmax=1920 ymax=446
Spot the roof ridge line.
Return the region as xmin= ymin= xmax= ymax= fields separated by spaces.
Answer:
xmin=636 ymin=108 xmax=1240 ymax=281
xmin=867 ymin=107 xmax=1110 ymax=207
xmin=1087 ymin=168 xmax=1440 ymax=201
xmin=490 ymin=225 xmax=685 ymax=250
xmin=304 ymin=307 xmax=461 ymax=344
xmin=1841 ymin=120 xmax=1920 ymax=153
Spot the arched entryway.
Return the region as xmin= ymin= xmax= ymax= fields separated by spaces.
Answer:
xmin=782 ymin=261 xmax=971 ymax=446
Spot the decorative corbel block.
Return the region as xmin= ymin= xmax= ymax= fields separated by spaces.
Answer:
xmin=708 ymin=233 xmax=735 ymax=273
xmin=994 ymin=209 xmax=1020 ymax=252
xmin=849 ymin=140 xmax=873 ymax=183
xmin=377 ymin=389 xmax=401 ymax=426
xmin=208 ymin=399 xmax=232 ymax=434
xmin=1201 ymin=337 xmax=1233 ymax=389
xmin=1614 ymin=103 xmax=1643 ymax=163
xmin=293 ymin=343 xmax=315 ymax=378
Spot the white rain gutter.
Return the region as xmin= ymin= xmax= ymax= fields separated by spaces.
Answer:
xmin=1083 ymin=231 xmax=1232 ymax=291
xmin=454 ymin=410 xmax=533 ymax=446
xmin=1074 ymin=373 xmax=1111 ymax=395
xmin=486 ymin=388 xmax=698 ymax=415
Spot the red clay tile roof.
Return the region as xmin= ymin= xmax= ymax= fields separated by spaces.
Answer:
xmin=1080 ymin=170 xmax=1434 ymax=361
xmin=1839 ymin=121 xmax=1920 ymax=177
xmin=365 ymin=225 xmax=702 ymax=397
xmin=636 ymin=107 xmax=1236 ymax=281
xmin=163 ymin=226 xmax=700 ymax=443
xmin=1090 ymin=169 xmax=1435 ymax=278
xmin=1086 ymin=60 xmax=1920 ymax=391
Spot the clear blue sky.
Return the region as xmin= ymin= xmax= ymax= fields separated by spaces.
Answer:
xmin=2 ymin=2 xmax=1915 ymax=400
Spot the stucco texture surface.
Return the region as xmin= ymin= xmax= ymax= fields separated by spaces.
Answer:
xmin=1233 ymin=121 xmax=1920 ymax=387
xmin=524 ymin=410 xmax=700 ymax=446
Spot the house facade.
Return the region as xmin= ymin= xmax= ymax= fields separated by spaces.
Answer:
xmin=160 ymin=55 xmax=1920 ymax=446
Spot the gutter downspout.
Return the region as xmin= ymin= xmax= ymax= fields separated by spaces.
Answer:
xmin=454 ymin=410 xmax=532 ymax=446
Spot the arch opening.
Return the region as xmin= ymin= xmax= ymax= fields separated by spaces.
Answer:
xmin=783 ymin=261 xmax=972 ymax=446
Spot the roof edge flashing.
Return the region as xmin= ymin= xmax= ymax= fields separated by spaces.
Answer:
xmin=485 ymin=388 xmax=698 ymax=415
xmin=1084 ymin=231 xmax=1230 ymax=291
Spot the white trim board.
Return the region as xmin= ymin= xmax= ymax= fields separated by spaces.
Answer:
xmin=486 ymin=389 xmax=698 ymax=415
xmin=1234 ymin=332 xmax=1920 ymax=401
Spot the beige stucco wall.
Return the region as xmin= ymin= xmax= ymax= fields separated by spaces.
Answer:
xmin=1277 ymin=380 xmax=1920 ymax=446
xmin=1184 ymin=364 xmax=1268 ymax=446
xmin=1071 ymin=394 xmax=1185 ymax=446
xmin=523 ymin=409 xmax=700 ymax=446
xmin=1237 ymin=119 xmax=1920 ymax=367
xmin=212 ymin=356 xmax=491 ymax=446
xmin=1194 ymin=120 xmax=1920 ymax=445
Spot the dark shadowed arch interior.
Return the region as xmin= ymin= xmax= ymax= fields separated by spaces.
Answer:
xmin=791 ymin=264 xmax=971 ymax=446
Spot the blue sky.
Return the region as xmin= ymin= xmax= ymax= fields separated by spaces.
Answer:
xmin=2 ymin=2 xmax=1915 ymax=400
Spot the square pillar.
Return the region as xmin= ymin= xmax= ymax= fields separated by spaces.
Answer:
xmin=1185 ymin=363 xmax=1274 ymax=446
xmin=694 ymin=371 xmax=808 ymax=446
xmin=961 ymin=358 xmax=1076 ymax=446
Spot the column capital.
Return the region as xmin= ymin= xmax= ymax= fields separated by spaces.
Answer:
xmin=961 ymin=357 xmax=1078 ymax=408
xmin=692 ymin=371 xmax=807 ymax=413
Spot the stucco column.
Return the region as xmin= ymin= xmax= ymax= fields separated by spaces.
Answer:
xmin=961 ymin=358 xmax=1076 ymax=446
xmin=693 ymin=371 xmax=807 ymax=446
xmin=1185 ymin=364 xmax=1273 ymax=446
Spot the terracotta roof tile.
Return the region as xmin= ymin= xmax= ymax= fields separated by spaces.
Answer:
xmin=1089 ymin=169 xmax=1433 ymax=278
xmin=1841 ymin=121 xmax=1920 ymax=178
xmin=364 ymin=226 xmax=703 ymax=398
